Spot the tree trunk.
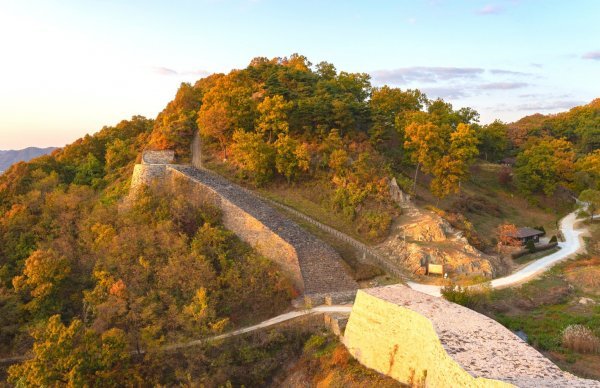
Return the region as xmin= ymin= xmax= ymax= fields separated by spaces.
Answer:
xmin=413 ymin=162 xmax=420 ymax=195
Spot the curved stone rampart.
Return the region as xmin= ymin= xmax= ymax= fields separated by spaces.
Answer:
xmin=167 ymin=165 xmax=358 ymax=298
xmin=128 ymin=151 xmax=357 ymax=301
xmin=344 ymin=285 xmax=600 ymax=387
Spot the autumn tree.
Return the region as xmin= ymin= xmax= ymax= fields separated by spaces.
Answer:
xmin=574 ymin=149 xmax=600 ymax=191
xmin=442 ymin=123 xmax=479 ymax=194
xmin=274 ymin=134 xmax=310 ymax=183
xmin=256 ymin=95 xmax=292 ymax=143
xmin=579 ymin=189 xmax=600 ymax=221
xmin=369 ymin=86 xmax=426 ymax=145
xmin=515 ymin=138 xmax=576 ymax=195
xmin=404 ymin=120 xmax=444 ymax=193
xmin=496 ymin=223 xmax=521 ymax=249
xmin=148 ymin=82 xmax=203 ymax=159
xmin=230 ymin=129 xmax=275 ymax=185
xmin=197 ymin=101 xmax=232 ymax=158
xmin=12 ymin=249 xmax=71 ymax=316
xmin=8 ymin=315 xmax=138 ymax=386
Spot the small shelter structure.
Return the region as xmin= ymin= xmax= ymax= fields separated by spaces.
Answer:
xmin=508 ymin=227 xmax=545 ymax=244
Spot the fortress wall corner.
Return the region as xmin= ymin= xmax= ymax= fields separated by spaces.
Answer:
xmin=343 ymin=290 xmax=512 ymax=388
xmin=129 ymin=164 xmax=167 ymax=196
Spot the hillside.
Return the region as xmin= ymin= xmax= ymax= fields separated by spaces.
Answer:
xmin=0 ymin=54 xmax=598 ymax=385
xmin=0 ymin=147 xmax=57 ymax=173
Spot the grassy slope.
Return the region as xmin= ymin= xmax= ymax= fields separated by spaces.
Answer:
xmin=410 ymin=162 xmax=573 ymax=248
xmin=480 ymin=221 xmax=600 ymax=380
xmin=203 ymin=150 xmax=399 ymax=245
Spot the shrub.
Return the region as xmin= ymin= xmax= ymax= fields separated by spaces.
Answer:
xmin=356 ymin=211 xmax=392 ymax=241
xmin=562 ymin=325 xmax=600 ymax=354
xmin=525 ymin=240 xmax=536 ymax=253
xmin=549 ymin=235 xmax=558 ymax=243
xmin=498 ymin=166 xmax=512 ymax=186
xmin=353 ymin=263 xmax=384 ymax=281
xmin=441 ymin=283 xmax=491 ymax=309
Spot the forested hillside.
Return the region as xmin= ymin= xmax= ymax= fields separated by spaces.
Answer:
xmin=0 ymin=54 xmax=598 ymax=385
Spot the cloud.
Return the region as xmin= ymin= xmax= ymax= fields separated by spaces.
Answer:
xmin=151 ymin=66 xmax=210 ymax=77
xmin=479 ymin=82 xmax=529 ymax=90
xmin=489 ymin=69 xmax=530 ymax=76
xmin=477 ymin=4 xmax=503 ymax=15
xmin=371 ymin=66 xmax=484 ymax=84
xmin=582 ymin=51 xmax=600 ymax=60
xmin=153 ymin=67 xmax=178 ymax=76
xmin=516 ymin=100 xmax=586 ymax=111
xmin=420 ymin=87 xmax=470 ymax=99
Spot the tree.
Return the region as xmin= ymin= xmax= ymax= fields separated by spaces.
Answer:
xmin=230 ymin=129 xmax=275 ymax=185
xmin=448 ymin=123 xmax=479 ymax=188
xmin=477 ymin=120 xmax=509 ymax=161
xmin=575 ymin=150 xmax=600 ymax=191
xmin=579 ymin=189 xmax=600 ymax=221
xmin=274 ymin=134 xmax=310 ymax=183
xmin=73 ymin=153 xmax=104 ymax=187
xmin=148 ymin=82 xmax=203 ymax=159
xmin=197 ymin=101 xmax=233 ymax=158
xmin=256 ymin=95 xmax=292 ymax=143
xmin=515 ymin=138 xmax=575 ymax=195
xmin=12 ymin=249 xmax=71 ymax=315
xmin=496 ymin=223 xmax=521 ymax=248
xmin=369 ymin=86 xmax=426 ymax=145
xmin=404 ymin=121 xmax=444 ymax=193
xmin=8 ymin=315 xmax=138 ymax=387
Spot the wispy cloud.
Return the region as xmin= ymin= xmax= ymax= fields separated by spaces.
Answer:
xmin=371 ymin=66 xmax=484 ymax=84
xmin=479 ymin=82 xmax=529 ymax=90
xmin=489 ymin=69 xmax=531 ymax=76
xmin=477 ymin=4 xmax=503 ymax=15
xmin=421 ymin=87 xmax=470 ymax=99
xmin=516 ymin=100 xmax=585 ymax=111
xmin=582 ymin=51 xmax=600 ymax=60
xmin=151 ymin=66 xmax=210 ymax=77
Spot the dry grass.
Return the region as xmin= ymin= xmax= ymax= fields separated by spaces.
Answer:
xmin=407 ymin=162 xmax=571 ymax=248
xmin=562 ymin=325 xmax=600 ymax=354
xmin=566 ymin=266 xmax=600 ymax=295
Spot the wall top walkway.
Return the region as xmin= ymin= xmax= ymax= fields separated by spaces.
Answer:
xmin=169 ymin=165 xmax=358 ymax=296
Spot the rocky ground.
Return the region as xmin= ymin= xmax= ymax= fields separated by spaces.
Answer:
xmin=375 ymin=203 xmax=500 ymax=278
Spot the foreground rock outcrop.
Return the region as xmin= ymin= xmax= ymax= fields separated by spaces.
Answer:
xmin=344 ymin=285 xmax=600 ymax=387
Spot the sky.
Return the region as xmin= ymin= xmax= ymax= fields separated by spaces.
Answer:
xmin=0 ymin=0 xmax=599 ymax=150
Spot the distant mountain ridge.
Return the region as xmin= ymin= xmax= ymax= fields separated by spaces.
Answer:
xmin=0 ymin=147 xmax=58 ymax=172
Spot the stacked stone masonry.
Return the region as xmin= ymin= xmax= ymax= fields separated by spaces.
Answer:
xmin=166 ymin=166 xmax=358 ymax=298
xmin=344 ymin=284 xmax=600 ymax=388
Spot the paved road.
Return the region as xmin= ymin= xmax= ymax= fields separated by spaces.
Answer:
xmin=0 ymin=305 xmax=353 ymax=364
xmin=160 ymin=305 xmax=352 ymax=351
xmin=408 ymin=210 xmax=591 ymax=297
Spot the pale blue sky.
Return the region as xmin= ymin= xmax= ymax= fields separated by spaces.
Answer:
xmin=0 ymin=0 xmax=598 ymax=149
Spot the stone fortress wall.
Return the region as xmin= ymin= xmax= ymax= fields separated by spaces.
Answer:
xmin=130 ymin=150 xmax=599 ymax=387
xmin=344 ymin=284 xmax=600 ymax=388
xmin=129 ymin=151 xmax=358 ymax=302
xmin=129 ymin=150 xmax=176 ymax=196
